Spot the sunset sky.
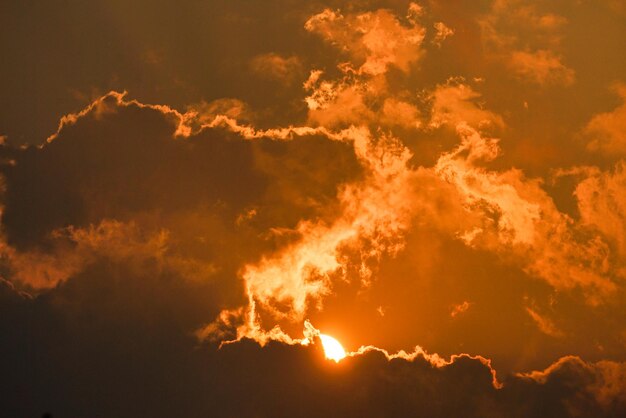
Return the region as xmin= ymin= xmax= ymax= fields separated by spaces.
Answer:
xmin=1 ymin=1 xmax=626 ymax=417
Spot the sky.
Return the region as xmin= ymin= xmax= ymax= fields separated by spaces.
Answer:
xmin=1 ymin=0 xmax=626 ymax=417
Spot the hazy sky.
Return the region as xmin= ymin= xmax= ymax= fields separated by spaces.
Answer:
xmin=1 ymin=1 xmax=626 ymax=417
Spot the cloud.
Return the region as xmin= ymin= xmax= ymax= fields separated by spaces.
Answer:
xmin=575 ymin=161 xmax=626 ymax=258
xmin=305 ymin=7 xmax=426 ymax=76
xmin=433 ymin=21 xmax=454 ymax=47
xmin=0 ymin=220 xmax=169 ymax=290
xmin=380 ymin=97 xmax=422 ymax=129
xmin=304 ymin=73 xmax=377 ymax=128
xmin=585 ymin=83 xmax=626 ymax=155
xmin=450 ymin=300 xmax=471 ymax=318
xmin=435 ymin=123 xmax=540 ymax=246
xmin=0 ymin=90 xmax=363 ymax=304
xmin=188 ymin=97 xmax=253 ymax=125
xmin=507 ymin=49 xmax=575 ymax=86
xmin=525 ymin=306 xmax=564 ymax=338
xmin=301 ymin=4 xmax=429 ymax=131
xmin=205 ymin=128 xmax=424 ymax=337
xmin=434 ymin=115 xmax=618 ymax=302
xmin=416 ymin=74 xmax=624 ymax=306
xmin=517 ymin=356 xmax=626 ymax=416
xmin=429 ymin=81 xmax=504 ymax=129
xmin=249 ymin=53 xmax=303 ymax=83
xmin=479 ymin=0 xmax=575 ymax=86
xmin=2 ymin=2 xmax=626 ymax=415
xmin=2 ymin=294 xmax=624 ymax=418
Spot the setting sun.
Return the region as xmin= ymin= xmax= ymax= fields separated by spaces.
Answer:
xmin=319 ymin=334 xmax=347 ymax=362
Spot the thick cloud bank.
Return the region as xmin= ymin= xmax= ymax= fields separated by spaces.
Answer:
xmin=1 ymin=278 xmax=624 ymax=418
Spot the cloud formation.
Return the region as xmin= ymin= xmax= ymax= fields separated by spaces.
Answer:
xmin=1 ymin=1 xmax=626 ymax=416
xmin=585 ymin=84 xmax=626 ymax=155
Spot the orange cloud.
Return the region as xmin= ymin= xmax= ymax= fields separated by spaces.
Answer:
xmin=519 ymin=356 xmax=626 ymax=413
xmin=435 ymin=118 xmax=617 ymax=301
xmin=479 ymin=0 xmax=574 ymax=86
xmin=250 ymin=53 xmax=303 ymax=83
xmin=433 ymin=21 xmax=454 ymax=47
xmin=0 ymin=220 xmax=169 ymax=290
xmin=3 ymin=2 xmax=626 ymax=415
xmin=450 ymin=301 xmax=471 ymax=318
xmin=305 ymin=7 xmax=425 ymax=76
xmin=585 ymin=83 xmax=626 ymax=155
xmin=507 ymin=49 xmax=575 ymax=86
xmin=429 ymin=81 xmax=504 ymax=129
xmin=233 ymin=128 xmax=419 ymax=329
xmin=525 ymin=306 xmax=564 ymax=338
xmin=575 ymin=162 xmax=626 ymax=258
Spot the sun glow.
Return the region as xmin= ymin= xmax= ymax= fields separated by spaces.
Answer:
xmin=319 ymin=334 xmax=347 ymax=362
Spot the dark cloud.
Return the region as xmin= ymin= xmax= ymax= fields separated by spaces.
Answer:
xmin=1 ymin=276 xmax=624 ymax=418
xmin=1 ymin=95 xmax=262 ymax=250
xmin=0 ymin=0 xmax=338 ymax=142
xmin=0 ymin=91 xmax=360 ymax=254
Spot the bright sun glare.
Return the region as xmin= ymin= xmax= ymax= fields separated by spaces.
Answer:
xmin=319 ymin=334 xmax=347 ymax=362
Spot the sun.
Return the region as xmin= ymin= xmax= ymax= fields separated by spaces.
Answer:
xmin=319 ymin=334 xmax=347 ymax=362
